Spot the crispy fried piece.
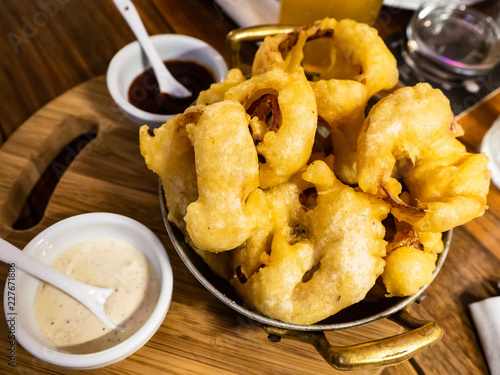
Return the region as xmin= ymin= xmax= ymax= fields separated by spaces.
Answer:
xmin=252 ymin=18 xmax=397 ymax=186
xmin=184 ymin=101 xmax=260 ymax=252
xmin=312 ymin=80 xmax=366 ymax=184
xmin=382 ymin=246 xmax=436 ymax=297
xmin=196 ymin=68 xmax=246 ymax=106
xmin=381 ymin=223 xmax=443 ymax=297
xmin=358 ymin=83 xmax=491 ymax=232
xmin=231 ymin=175 xmax=306 ymax=283
xmin=232 ymin=160 xmax=390 ymax=325
xmin=225 ymin=67 xmax=317 ymax=188
xmin=402 ymin=154 xmax=490 ymax=231
xmin=139 ymin=107 xmax=202 ymax=234
xmin=311 ymin=79 xmax=367 ymax=128
xmin=358 ymin=83 xmax=457 ymax=197
xmin=252 ymin=18 xmax=398 ymax=99
xmin=140 ymin=106 xmax=235 ymax=278
xmin=323 ymin=19 xmax=398 ymax=98
xmin=419 ymin=231 xmax=444 ymax=255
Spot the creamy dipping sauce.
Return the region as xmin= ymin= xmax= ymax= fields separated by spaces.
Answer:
xmin=34 ymin=238 xmax=160 ymax=354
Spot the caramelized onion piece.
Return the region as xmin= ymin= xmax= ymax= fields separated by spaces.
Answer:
xmin=246 ymin=94 xmax=282 ymax=133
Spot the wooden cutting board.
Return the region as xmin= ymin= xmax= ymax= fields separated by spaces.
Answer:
xmin=0 ymin=76 xmax=419 ymax=374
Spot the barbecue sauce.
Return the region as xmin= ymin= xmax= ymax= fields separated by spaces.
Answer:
xmin=128 ymin=60 xmax=215 ymax=115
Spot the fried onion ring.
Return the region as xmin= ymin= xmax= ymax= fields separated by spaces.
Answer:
xmin=140 ymin=107 xmax=235 ymax=277
xmin=231 ymin=160 xmax=390 ymax=325
xmin=184 ymin=101 xmax=260 ymax=252
xmin=140 ymin=107 xmax=201 ymax=234
xmin=196 ymin=68 xmax=246 ymax=106
xmin=252 ymin=18 xmax=398 ymax=99
xmin=357 ymin=83 xmax=491 ymax=232
xmin=252 ymin=18 xmax=398 ymax=186
xmin=225 ymin=67 xmax=317 ymax=188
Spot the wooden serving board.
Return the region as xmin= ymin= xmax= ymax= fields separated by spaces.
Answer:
xmin=0 ymin=76 xmax=417 ymax=374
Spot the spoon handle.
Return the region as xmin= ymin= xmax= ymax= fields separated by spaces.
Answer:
xmin=0 ymin=238 xmax=118 ymax=330
xmin=113 ymin=0 xmax=192 ymax=97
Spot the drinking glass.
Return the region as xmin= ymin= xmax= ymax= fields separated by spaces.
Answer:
xmin=405 ymin=0 xmax=500 ymax=80
xmin=279 ymin=0 xmax=383 ymax=26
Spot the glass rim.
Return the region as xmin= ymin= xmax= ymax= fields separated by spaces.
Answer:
xmin=406 ymin=3 xmax=500 ymax=75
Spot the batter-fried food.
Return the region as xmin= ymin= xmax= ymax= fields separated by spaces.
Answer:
xmin=225 ymin=67 xmax=317 ymax=188
xmin=357 ymin=83 xmax=490 ymax=232
xmin=184 ymin=101 xmax=261 ymax=252
xmin=232 ymin=160 xmax=390 ymax=324
xmin=139 ymin=107 xmax=201 ymax=234
xmin=196 ymin=68 xmax=246 ymax=106
xmin=381 ymin=225 xmax=443 ymax=297
xmin=139 ymin=18 xmax=491 ymax=325
xmin=252 ymin=18 xmax=398 ymax=99
xmin=313 ymin=80 xmax=366 ymax=184
xmin=252 ymin=18 xmax=398 ymax=185
xmin=311 ymin=79 xmax=367 ymax=129
xmin=382 ymin=246 xmax=436 ymax=297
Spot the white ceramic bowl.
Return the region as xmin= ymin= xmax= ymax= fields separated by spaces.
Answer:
xmin=107 ymin=34 xmax=228 ymax=127
xmin=3 ymin=213 xmax=173 ymax=369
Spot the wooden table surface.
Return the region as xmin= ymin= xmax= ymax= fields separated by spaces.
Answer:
xmin=0 ymin=1 xmax=499 ymax=374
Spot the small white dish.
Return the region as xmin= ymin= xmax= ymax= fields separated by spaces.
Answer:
xmin=107 ymin=34 xmax=228 ymax=127
xmin=3 ymin=213 xmax=173 ymax=369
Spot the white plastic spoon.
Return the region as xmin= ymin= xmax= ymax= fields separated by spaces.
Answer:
xmin=113 ymin=0 xmax=192 ymax=98
xmin=0 ymin=238 xmax=119 ymax=330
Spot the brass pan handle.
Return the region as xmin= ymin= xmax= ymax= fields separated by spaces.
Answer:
xmin=263 ymin=308 xmax=442 ymax=371
xmin=226 ymin=25 xmax=296 ymax=69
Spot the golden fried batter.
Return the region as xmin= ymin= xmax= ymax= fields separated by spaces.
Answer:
xmin=139 ymin=107 xmax=202 ymax=234
xmin=382 ymin=225 xmax=443 ymax=297
xmin=184 ymin=101 xmax=260 ymax=252
xmin=225 ymin=67 xmax=317 ymax=188
xmin=382 ymin=246 xmax=436 ymax=297
xmin=196 ymin=68 xmax=246 ymax=106
xmin=358 ymin=83 xmax=490 ymax=232
xmin=232 ymin=160 xmax=390 ymax=324
xmin=252 ymin=18 xmax=398 ymax=99
xmin=252 ymin=18 xmax=398 ymax=186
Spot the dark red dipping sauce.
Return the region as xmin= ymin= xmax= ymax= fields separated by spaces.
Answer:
xmin=128 ymin=60 xmax=215 ymax=115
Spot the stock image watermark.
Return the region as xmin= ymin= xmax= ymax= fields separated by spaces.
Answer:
xmin=6 ymin=0 xmax=72 ymax=53
xmin=5 ymin=263 xmax=17 ymax=367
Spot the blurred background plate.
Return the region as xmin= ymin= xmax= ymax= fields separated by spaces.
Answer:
xmin=382 ymin=0 xmax=421 ymax=10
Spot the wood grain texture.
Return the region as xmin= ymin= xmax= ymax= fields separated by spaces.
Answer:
xmin=0 ymin=0 xmax=232 ymax=144
xmin=1 ymin=1 xmax=499 ymax=374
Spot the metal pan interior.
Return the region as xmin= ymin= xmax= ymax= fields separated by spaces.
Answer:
xmin=160 ymin=180 xmax=451 ymax=332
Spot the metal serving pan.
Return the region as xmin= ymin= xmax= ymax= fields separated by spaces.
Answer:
xmin=160 ymin=182 xmax=450 ymax=371
xmin=159 ymin=24 xmax=450 ymax=370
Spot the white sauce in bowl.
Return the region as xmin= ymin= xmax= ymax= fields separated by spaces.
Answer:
xmin=34 ymin=238 xmax=160 ymax=354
